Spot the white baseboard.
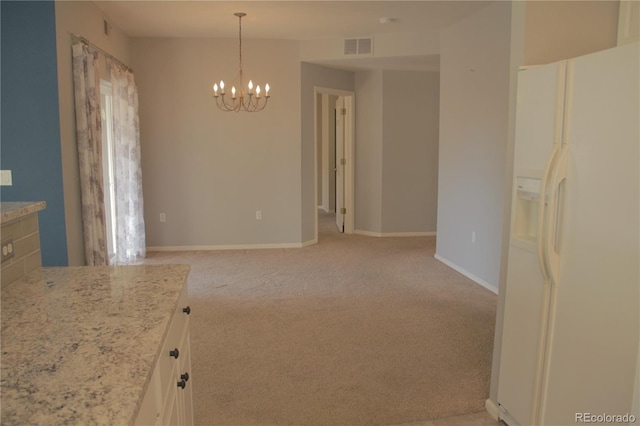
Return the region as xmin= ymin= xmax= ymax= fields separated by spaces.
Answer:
xmin=485 ymin=398 xmax=500 ymax=421
xmin=354 ymin=229 xmax=436 ymax=237
xmin=301 ymin=238 xmax=317 ymax=247
xmin=434 ymin=253 xmax=498 ymax=294
xmin=147 ymin=242 xmax=307 ymax=252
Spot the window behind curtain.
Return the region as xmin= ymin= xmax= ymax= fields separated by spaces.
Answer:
xmin=99 ymin=79 xmax=117 ymax=263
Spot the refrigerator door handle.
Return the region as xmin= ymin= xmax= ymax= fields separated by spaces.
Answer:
xmin=537 ymin=143 xmax=559 ymax=284
xmin=537 ymin=61 xmax=568 ymax=287
xmin=545 ymin=146 xmax=569 ymax=286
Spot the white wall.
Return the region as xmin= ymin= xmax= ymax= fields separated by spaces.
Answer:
xmin=634 ymin=340 xmax=640 ymax=419
xmin=436 ymin=2 xmax=513 ymax=292
xmin=55 ymin=1 xmax=132 ymax=265
xmin=354 ymin=70 xmax=384 ymax=233
xmin=354 ymin=69 xmax=440 ymax=235
xmin=382 ymin=70 xmax=439 ymax=234
xmin=132 ymin=38 xmax=302 ymax=248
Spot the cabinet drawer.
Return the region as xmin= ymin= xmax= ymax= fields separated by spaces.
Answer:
xmin=161 ymin=379 xmax=179 ymax=426
xmin=159 ymin=329 xmax=192 ymax=426
xmin=157 ymin=284 xmax=191 ymax=401
xmin=176 ymin=330 xmax=193 ymax=426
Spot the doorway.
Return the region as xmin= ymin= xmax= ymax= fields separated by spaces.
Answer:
xmin=314 ymin=87 xmax=355 ymax=238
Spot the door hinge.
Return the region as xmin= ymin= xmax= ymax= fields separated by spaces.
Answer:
xmin=340 ymin=158 xmax=347 ymax=165
xmin=340 ymin=207 xmax=347 ymax=214
xmin=340 ymin=108 xmax=347 ymax=115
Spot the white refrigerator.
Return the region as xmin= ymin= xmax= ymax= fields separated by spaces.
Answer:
xmin=497 ymin=41 xmax=639 ymax=426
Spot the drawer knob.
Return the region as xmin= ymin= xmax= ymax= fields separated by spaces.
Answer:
xmin=182 ymin=306 xmax=191 ymax=315
xmin=177 ymin=379 xmax=186 ymax=389
xmin=169 ymin=348 xmax=180 ymax=359
xmin=181 ymin=372 xmax=189 ymax=382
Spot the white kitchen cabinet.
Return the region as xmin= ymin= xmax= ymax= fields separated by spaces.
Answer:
xmin=135 ymin=283 xmax=193 ymax=426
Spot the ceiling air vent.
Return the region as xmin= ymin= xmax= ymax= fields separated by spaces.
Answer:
xmin=343 ymin=37 xmax=373 ymax=56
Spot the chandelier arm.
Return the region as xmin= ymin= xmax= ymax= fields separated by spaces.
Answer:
xmin=216 ymin=94 xmax=239 ymax=112
xmin=250 ymin=97 xmax=267 ymax=112
xmin=215 ymin=96 xmax=228 ymax=112
xmin=214 ymin=92 xmax=269 ymax=112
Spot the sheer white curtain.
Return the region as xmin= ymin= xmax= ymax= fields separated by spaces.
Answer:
xmin=109 ymin=62 xmax=146 ymax=264
xmin=72 ymin=40 xmax=146 ymax=265
xmin=72 ymin=43 xmax=108 ymax=266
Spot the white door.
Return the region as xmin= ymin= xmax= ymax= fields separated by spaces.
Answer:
xmin=335 ymin=96 xmax=345 ymax=232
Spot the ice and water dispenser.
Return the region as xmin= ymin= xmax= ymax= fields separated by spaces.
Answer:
xmin=512 ymin=176 xmax=542 ymax=248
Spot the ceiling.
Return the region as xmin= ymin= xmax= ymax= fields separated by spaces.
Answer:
xmin=93 ymin=1 xmax=494 ymax=71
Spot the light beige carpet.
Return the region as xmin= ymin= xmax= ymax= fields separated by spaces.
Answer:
xmin=144 ymin=212 xmax=497 ymax=425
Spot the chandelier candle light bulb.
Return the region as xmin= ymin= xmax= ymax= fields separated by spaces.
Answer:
xmin=212 ymin=13 xmax=271 ymax=112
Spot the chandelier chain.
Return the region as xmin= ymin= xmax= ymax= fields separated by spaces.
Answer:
xmin=238 ymin=14 xmax=243 ymax=83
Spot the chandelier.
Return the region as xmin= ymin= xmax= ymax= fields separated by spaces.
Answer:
xmin=212 ymin=12 xmax=270 ymax=112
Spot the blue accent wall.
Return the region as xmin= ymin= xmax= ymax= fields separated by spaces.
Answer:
xmin=1 ymin=1 xmax=69 ymax=266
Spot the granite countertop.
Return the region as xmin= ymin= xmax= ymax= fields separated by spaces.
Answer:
xmin=0 ymin=201 xmax=47 ymax=224
xmin=0 ymin=264 xmax=191 ymax=425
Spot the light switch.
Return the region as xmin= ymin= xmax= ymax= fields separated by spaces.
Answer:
xmin=0 ymin=170 xmax=12 ymax=186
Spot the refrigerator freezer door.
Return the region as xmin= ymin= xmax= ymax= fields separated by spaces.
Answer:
xmin=540 ymin=41 xmax=640 ymax=425
xmin=498 ymin=245 xmax=549 ymax=425
xmin=498 ymin=60 xmax=566 ymax=426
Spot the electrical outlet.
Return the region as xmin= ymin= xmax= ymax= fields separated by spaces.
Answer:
xmin=1 ymin=239 xmax=15 ymax=262
xmin=256 ymin=210 xmax=262 ymax=220
xmin=160 ymin=213 xmax=166 ymax=222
